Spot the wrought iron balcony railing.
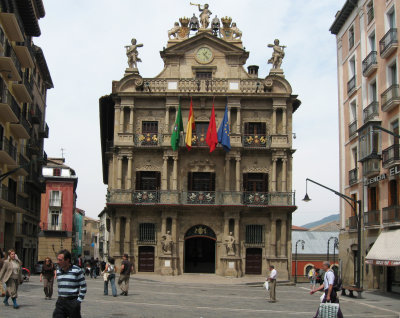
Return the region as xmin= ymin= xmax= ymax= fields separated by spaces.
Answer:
xmin=349 ymin=168 xmax=358 ymax=185
xmin=349 ymin=119 xmax=357 ymax=137
xmin=243 ymin=134 xmax=269 ymax=148
xmin=134 ymin=133 xmax=162 ymax=147
xmin=184 ymin=191 xmax=216 ymax=204
xmin=0 ymin=135 xmax=17 ymax=161
xmin=362 ymin=51 xmax=377 ymax=76
xmin=379 ymin=28 xmax=398 ymax=58
xmin=381 ymin=84 xmax=400 ymax=112
xmin=41 ymin=222 xmax=67 ymax=231
xmin=347 ymin=75 xmax=356 ymax=94
xmin=363 ymin=210 xmax=380 ymax=226
xmin=132 ymin=190 xmax=160 ymax=203
xmin=363 ymin=101 xmax=379 ymax=123
xmin=382 ymin=144 xmax=400 ymax=167
xmin=382 ymin=205 xmax=400 ymax=223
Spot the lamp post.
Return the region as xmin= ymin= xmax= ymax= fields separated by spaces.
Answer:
xmin=294 ymin=239 xmax=305 ymax=284
xmin=327 ymin=236 xmax=338 ymax=263
xmin=333 ymin=238 xmax=339 ymax=268
xmin=303 ymin=178 xmax=362 ymax=289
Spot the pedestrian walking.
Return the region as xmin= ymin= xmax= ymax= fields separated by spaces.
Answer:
xmin=53 ymin=249 xmax=87 ymax=318
xmin=104 ymin=257 xmax=117 ymax=297
xmin=308 ymin=265 xmax=317 ymax=291
xmin=310 ymin=261 xmax=343 ymax=318
xmin=267 ymin=265 xmax=277 ymax=303
xmin=40 ymin=257 xmax=57 ymax=300
xmin=118 ymin=253 xmax=133 ymax=296
xmin=0 ymin=249 xmax=23 ymax=309
xmin=76 ymin=255 xmax=83 ymax=269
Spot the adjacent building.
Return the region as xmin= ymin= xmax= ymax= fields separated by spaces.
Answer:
xmin=0 ymin=0 xmax=53 ymax=270
xmin=38 ymin=158 xmax=78 ymax=261
xmin=100 ymin=8 xmax=300 ymax=277
xmin=330 ymin=0 xmax=400 ymax=293
xmin=72 ymin=207 xmax=84 ymax=259
xmin=98 ymin=207 xmax=110 ymax=261
xmin=82 ymin=216 xmax=99 ymax=261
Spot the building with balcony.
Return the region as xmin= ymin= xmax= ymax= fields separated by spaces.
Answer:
xmin=0 ymin=0 xmax=53 ymax=271
xmin=98 ymin=207 xmax=110 ymax=261
xmin=38 ymin=158 xmax=78 ymax=261
xmin=99 ymin=10 xmax=300 ymax=277
xmin=330 ymin=0 xmax=400 ymax=293
xmin=82 ymin=216 xmax=100 ymax=261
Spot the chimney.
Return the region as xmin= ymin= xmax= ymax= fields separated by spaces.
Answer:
xmin=247 ymin=65 xmax=259 ymax=78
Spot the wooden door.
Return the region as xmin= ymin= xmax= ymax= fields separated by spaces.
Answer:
xmin=138 ymin=246 xmax=154 ymax=272
xmin=245 ymin=248 xmax=262 ymax=275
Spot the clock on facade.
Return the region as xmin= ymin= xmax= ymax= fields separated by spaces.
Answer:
xmin=195 ymin=47 xmax=213 ymax=64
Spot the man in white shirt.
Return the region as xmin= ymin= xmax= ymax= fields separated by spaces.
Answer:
xmin=267 ymin=265 xmax=277 ymax=302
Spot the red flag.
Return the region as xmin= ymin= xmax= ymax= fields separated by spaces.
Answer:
xmin=206 ymin=103 xmax=218 ymax=153
xmin=185 ymin=98 xmax=195 ymax=151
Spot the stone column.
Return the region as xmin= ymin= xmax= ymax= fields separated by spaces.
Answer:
xmin=108 ymin=157 xmax=113 ymax=188
xmin=117 ymin=157 xmax=122 ymax=189
xmin=235 ymin=157 xmax=241 ymax=192
xmin=270 ymin=217 xmax=276 ymax=258
xmin=115 ymin=216 xmax=121 ymax=256
xmin=236 ymin=108 xmax=241 ymax=134
xmin=119 ymin=106 xmax=124 ymax=133
xmin=282 ymin=158 xmax=287 ymax=192
xmin=165 ymin=106 xmax=170 ymax=133
xmin=225 ymin=157 xmax=230 ymax=191
xmin=171 ymin=217 xmax=177 ymax=244
xmin=282 ymin=108 xmax=287 ymax=134
xmin=129 ymin=107 xmax=134 ymax=133
xmin=127 ymin=156 xmax=133 ymax=189
xmin=124 ymin=216 xmax=131 ymax=255
xmin=234 ymin=218 xmax=239 ymax=241
xmin=280 ymin=217 xmax=287 ymax=257
xmin=162 ymin=155 xmax=168 ymax=190
xmin=172 ymin=156 xmax=178 ymax=190
xmin=272 ymin=108 xmax=277 ymax=134
xmin=224 ymin=217 xmax=229 ymax=237
xmin=271 ymin=158 xmax=277 ymax=192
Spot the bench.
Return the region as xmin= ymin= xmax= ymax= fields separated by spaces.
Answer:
xmin=341 ymin=285 xmax=363 ymax=298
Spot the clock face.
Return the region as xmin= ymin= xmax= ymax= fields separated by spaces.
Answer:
xmin=196 ymin=47 xmax=213 ymax=64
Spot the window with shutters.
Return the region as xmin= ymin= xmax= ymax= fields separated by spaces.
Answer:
xmin=53 ymin=168 xmax=61 ymax=176
xmin=136 ymin=171 xmax=160 ymax=190
xmin=243 ymin=173 xmax=269 ymax=205
xmin=245 ymin=225 xmax=264 ymax=246
xmin=49 ymin=190 xmax=62 ymax=206
xmin=139 ymin=223 xmax=156 ymax=243
xmin=142 ymin=121 xmax=158 ymax=133
xmin=188 ymin=172 xmax=215 ymax=191
xmin=244 ymin=122 xmax=267 ymax=147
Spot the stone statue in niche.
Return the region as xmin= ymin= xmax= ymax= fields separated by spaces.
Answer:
xmin=225 ymin=232 xmax=236 ymax=256
xmin=161 ymin=230 xmax=173 ymax=254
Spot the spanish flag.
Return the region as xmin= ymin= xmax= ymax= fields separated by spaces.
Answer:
xmin=185 ymin=98 xmax=195 ymax=150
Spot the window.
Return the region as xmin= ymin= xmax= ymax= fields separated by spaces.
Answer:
xmin=389 ymin=180 xmax=398 ymax=206
xmin=367 ymin=1 xmax=374 ymax=24
xmin=351 ymin=147 xmax=358 ymax=169
xmin=349 ymin=26 xmax=355 ymax=49
xmin=390 ymin=120 xmax=399 ymax=145
xmin=388 ymin=8 xmax=395 ymax=29
xmin=53 ymin=168 xmax=61 ymax=176
xmin=243 ymin=173 xmax=268 ymax=192
xmin=368 ymin=32 xmax=376 ymax=51
xmin=142 ymin=121 xmax=158 ymax=134
xmin=358 ymin=125 xmax=381 ymax=160
xmin=135 ymin=171 xmax=160 ymax=190
xmin=8 ymin=178 xmax=16 ymax=204
xmin=389 ymin=62 xmax=397 ymax=85
xmin=245 ymin=225 xmax=264 ymax=244
xmin=244 ymin=122 xmax=266 ymax=135
xmin=368 ymin=186 xmax=378 ymax=211
xmin=196 ymin=72 xmax=212 ymax=79
xmin=351 ymin=193 xmax=357 ymax=216
xmin=188 ymin=172 xmax=215 ymax=191
xmin=349 ymin=57 xmax=356 ymax=77
xmin=369 ymin=81 xmax=377 ymax=102
xmin=51 ymin=212 xmax=59 ymax=226
xmin=350 ymin=100 xmax=357 ymax=122
xmin=49 ymin=190 xmax=62 ymax=206
xmin=139 ymin=223 xmax=156 ymax=242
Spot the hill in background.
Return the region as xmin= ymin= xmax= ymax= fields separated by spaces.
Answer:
xmin=301 ymin=213 xmax=340 ymax=229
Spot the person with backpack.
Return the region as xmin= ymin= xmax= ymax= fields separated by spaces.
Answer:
xmin=310 ymin=261 xmax=343 ymax=318
xmin=104 ymin=257 xmax=117 ymax=297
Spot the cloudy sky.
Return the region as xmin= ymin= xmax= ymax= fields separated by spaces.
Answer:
xmin=35 ymin=0 xmax=343 ymax=225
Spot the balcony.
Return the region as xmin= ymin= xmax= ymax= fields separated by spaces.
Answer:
xmin=0 ymin=12 xmax=24 ymax=42
xmin=382 ymin=205 xmax=400 ymax=224
xmin=0 ymin=44 xmax=22 ymax=81
xmin=41 ymin=222 xmax=67 ymax=232
xmin=0 ymin=185 xmax=16 ymax=206
xmin=349 ymin=215 xmax=357 ymax=230
xmin=39 ymin=123 xmax=49 ymax=138
xmin=31 ymin=105 xmax=42 ymax=124
xmin=362 ymin=51 xmax=377 ymax=77
xmin=362 ymin=156 xmax=381 ymax=178
xmin=363 ymin=210 xmax=380 ymax=226
xmin=0 ymin=24 xmax=5 ymax=53
xmin=16 ymin=195 xmax=28 ymax=210
xmin=0 ymin=85 xmax=20 ymax=123
xmin=14 ymin=39 xmax=34 ymax=69
xmin=349 ymin=168 xmax=358 ymax=185
xmin=12 ymin=82 xmax=32 ymax=103
xmin=363 ymin=101 xmax=379 ymax=123
xmin=10 ymin=113 xmax=30 ymax=139
xmin=243 ymin=134 xmax=269 ymax=148
xmin=134 ymin=133 xmax=162 ymax=147
xmin=381 ymin=84 xmax=400 ymax=112
xmin=107 ymin=189 xmax=296 ymax=207
xmin=379 ymin=28 xmax=398 ymax=59
xmin=0 ymin=136 xmax=17 ymax=165
xmin=348 ymin=119 xmax=357 ymax=138
xmin=382 ymin=144 xmax=400 ymax=168
xmin=49 ymin=198 xmax=62 ymax=207
xmin=347 ymin=75 xmax=356 ymax=95
xmin=17 ymin=181 xmax=28 ymax=197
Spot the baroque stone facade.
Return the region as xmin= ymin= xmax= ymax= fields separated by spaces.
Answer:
xmin=100 ymin=8 xmax=300 ymax=277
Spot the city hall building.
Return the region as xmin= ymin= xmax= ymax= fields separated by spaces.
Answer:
xmin=99 ymin=9 xmax=300 ymax=277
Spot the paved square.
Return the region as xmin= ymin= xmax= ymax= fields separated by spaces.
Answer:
xmin=2 ymin=275 xmax=400 ymax=317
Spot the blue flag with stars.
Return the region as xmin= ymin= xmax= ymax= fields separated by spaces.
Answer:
xmin=217 ymin=105 xmax=231 ymax=152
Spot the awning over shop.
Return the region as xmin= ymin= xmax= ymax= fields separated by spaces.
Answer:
xmin=365 ymin=229 xmax=400 ymax=266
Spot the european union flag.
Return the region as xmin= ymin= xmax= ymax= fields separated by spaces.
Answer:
xmin=218 ymin=105 xmax=231 ymax=152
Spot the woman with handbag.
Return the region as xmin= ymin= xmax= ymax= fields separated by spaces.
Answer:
xmin=0 ymin=249 xmax=23 ymax=309
xmin=103 ymin=257 xmax=117 ymax=297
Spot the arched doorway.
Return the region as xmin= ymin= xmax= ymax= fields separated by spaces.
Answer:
xmin=184 ymin=225 xmax=216 ymax=273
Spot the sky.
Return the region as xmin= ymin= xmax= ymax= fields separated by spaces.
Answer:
xmin=34 ymin=0 xmax=344 ymax=226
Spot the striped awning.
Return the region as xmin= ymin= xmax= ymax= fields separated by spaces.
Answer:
xmin=365 ymin=229 xmax=400 ymax=266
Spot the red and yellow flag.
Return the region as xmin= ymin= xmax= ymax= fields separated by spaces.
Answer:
xmin=185 ymin=98 xmax=195 ymax=150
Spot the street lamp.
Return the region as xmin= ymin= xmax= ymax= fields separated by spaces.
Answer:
xmin=303 ymin=178 xmax=362 ymax=289
xmin=327 ymin=236 xmax=338 ymax=263
xmin=294 ymin=239 xmax=305 ymax=284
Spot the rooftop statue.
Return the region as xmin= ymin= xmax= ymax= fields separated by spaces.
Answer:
xmin=211 ymin=15 xmax=220 ymax=36
xmin=168 ymin=22 xmax=180 ymax=39
xmin=267 ymin=39 xmax=286 ymax=70
xmin=231 ymin=22 xmax=242 ymax=40
xmin=191 ymin=3 xmax=212 ymax=29
xmin=189 ymin=13 xmax=199 ymax=31
xmin=125 ymin=38 xmax=143 ymax=69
